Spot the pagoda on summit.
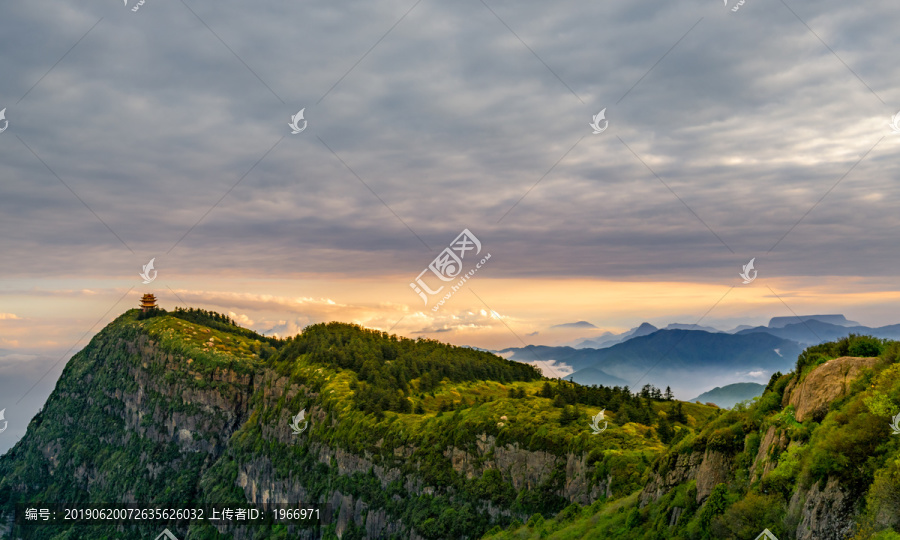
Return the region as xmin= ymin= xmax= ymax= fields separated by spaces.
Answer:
xmin=140 ymin=293 xmax=157 ymax=312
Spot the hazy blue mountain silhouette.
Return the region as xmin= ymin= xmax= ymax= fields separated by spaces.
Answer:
xmin=662 ymin=323 xmax=721 ymax=332
xmin=736 ymin=320 xmax=900 ymax=345
xmin=551 ymin=321 xmax=598 ymax=329
xmin=689 ymin=382 xmax=766 ymax=409
xmin=573 ymin=322 xmax=658 ymax=349
xmin=561 ymin=366 xmax=629 ymax=387
xmin=500 ymin=329 xmax=802 ymax=397
xmin=766 ymin=314 xmax=859 ymax=328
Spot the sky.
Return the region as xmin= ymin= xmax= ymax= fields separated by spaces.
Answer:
xmin=1 ymin=0 xmax=899 ymax=451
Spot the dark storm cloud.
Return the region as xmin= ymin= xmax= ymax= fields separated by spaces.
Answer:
xmin=0 ymin=0 xmax=898 ymax=284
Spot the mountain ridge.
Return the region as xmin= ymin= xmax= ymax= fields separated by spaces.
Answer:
xmin=688 ymin=382 xmax=766 ymax=409
xmin=486 ymin=334 xmax=900 ymax=539
xmin=502 ymin=329 xmax=802 ymax=399
xmin=0 ymin=308 xmax=702 ymax=539
xmin=3 ymin=309 xmax=899 ymax=539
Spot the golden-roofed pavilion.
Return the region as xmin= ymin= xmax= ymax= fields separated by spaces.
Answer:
xmin=140 ymin=293 xmax=157 ymax=312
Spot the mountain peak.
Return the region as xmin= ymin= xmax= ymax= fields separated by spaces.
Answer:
xmin=663 ymin=323 xmax=720 ymax=333
xmin=632 ymin=322 xmax=658 ymax=336
xmin=688 ymin=382 xmax=765 ymax=409
xmin=550 ymin=321 xmax=598 ymax=329
xmin=767 ymin=314 xmax=859 ymax=328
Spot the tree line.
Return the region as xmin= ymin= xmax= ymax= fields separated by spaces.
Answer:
xmin=168 ymin=307 xmax=282 ymax=347
xmin=271 ymin=322 xmax=543 ymax=416
xmin=540 ymin=380 xmax=688 ymax=442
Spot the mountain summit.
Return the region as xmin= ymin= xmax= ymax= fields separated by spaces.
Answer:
xmin=767 ymin=314 xmax=860 ymax=328
xmin=2 ymin=309 xmax=898 ymax=539
xmin=0 ymin=308 xmax=677 ymax=539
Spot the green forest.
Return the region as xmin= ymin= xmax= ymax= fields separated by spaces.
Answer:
xmin=0 ymin=311 xmax=897 ymax=539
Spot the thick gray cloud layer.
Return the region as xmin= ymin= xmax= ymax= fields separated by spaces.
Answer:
xmin=1 ymin=0 xmax=898 ymax=281
xmin=1 ymin=0 xmax=899 ymax=452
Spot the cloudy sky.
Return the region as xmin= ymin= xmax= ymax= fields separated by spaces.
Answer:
xmin=1 ymin=0 xmax=899 ymax=448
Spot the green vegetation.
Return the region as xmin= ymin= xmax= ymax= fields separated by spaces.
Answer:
xmin=795 ymin=334 xmax=898 ymax=375
xmin=487 ymin=333 xmax=900 ymax=539
xmin=271 ymin=321 xmax=542 ymax=415
xmin=0 ymin=309 xmax=718 ymax=539
xmin=2 ymin=311 xmax=898 ymax=539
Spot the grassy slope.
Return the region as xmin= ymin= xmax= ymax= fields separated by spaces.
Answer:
xmin=486 ymin=340 xmax=900 ymax=540
xmin=203 ymin=318 xmax=721 ymax=538
xmin=0 ymin=310 xmax=276 ymax=539
xmin=1 ymin=310 xmax=724 ymax=539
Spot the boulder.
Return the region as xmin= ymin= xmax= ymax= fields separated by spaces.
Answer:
xmin=786 ymin=357 xmax=878 ymax=422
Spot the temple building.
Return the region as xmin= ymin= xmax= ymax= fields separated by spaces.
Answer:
xmin=140 ymin=293 xmax=157 ymax=312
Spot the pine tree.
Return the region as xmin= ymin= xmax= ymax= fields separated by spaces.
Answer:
xmin=657 ymin=416 xmax=674 ymax=443
xmin=671 ymin=401 xmax=687 ymax=424
xmin=552 ymin=394 xmax=566 ymax=408
xmin=643 ymin=398 xmax=657 ymax=424
xmin=540 ymin=382 xmax=554 ymax=398
xmin=559 ymin=405 xmax=580 ymax=426
xmin=616 ymin=405 xmax=632 ymax=425
xmin=398 ymin=397 xmax=412 ymax=413
xmin=664 ymin=386 xmax=674 ymax=401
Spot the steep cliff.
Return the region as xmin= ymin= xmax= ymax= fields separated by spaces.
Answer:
xmin=0 ymin=309 xmax=675 ymax=539
xmin=784 ymin=356 xmax=879 ymax=421
xmin=623 ymin=344 xmax=900 ymax=540
xmin=485 ymin=336 xmax=900 ymax=539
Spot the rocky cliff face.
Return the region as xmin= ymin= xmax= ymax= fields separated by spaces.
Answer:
xmin=788 ymin=476 xmax=857 ymax=540
xmin=784 ymin=356 xmax=878 ymax=421
xmin=639 ymin=450 xmax=701 ymax=507
xmin=442 ymin=434 xmax=609 ymax=504
xmin=121 ymin=333 xmax=253 ymax=454
xmin=750 ymin=425 xmax=790 ymax=483
xmin=638 ymin=447 xmax=733 ymax=507
xmin=0 ymin=314 xmax=613 ymax=540
xmin=234 ymin=424 xmax=607 ymax=536
xmin=637 ymin=354 xmax=890 ymax=539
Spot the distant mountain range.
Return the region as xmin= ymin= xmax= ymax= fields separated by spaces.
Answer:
xmin=735 ymin=319 xmax=900 ymax=345
xmin=766 ymin=314 xmax=859 ymax=328
xmin=564 ymin=314 xmax=874 ymax=350
xmin=550 ymin=321 xmax=598 ymax=329
xmin=688 ymin=382 xmax=766 ymax=409
xmin=500 ymin=330 xmax=801 ymax=399
xmin=574 ymin=322 xmax=659 ymax=348
xmin=499 ymin=314 xmax=898 ymax=399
